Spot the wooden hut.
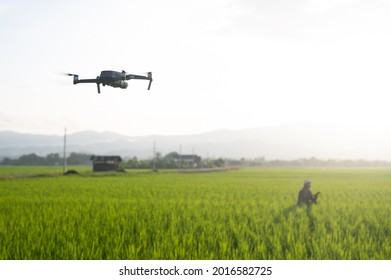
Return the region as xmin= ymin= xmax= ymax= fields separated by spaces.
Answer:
xmin=176 ymin=154 xmax=202 ymax=168
xmin=90 ymin=155 xmax=122 ymax=172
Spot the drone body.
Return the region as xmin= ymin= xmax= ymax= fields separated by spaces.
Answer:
xmin=68 ymin=70 xmax=152 ymax=93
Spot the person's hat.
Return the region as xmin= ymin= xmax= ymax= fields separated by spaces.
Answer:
xmin=304 ymin=179 xmax=311 ymax=185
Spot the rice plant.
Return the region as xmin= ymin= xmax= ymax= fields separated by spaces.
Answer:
xmin=0 ymin=168 xmax=390 ymax=259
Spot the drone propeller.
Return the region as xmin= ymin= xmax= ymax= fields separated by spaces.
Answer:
xmin=65 ymin=73 xmax=79 ymax=85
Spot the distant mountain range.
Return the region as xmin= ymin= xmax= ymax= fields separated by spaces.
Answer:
xmin=1 ymin=123 xmax=391 ymax=160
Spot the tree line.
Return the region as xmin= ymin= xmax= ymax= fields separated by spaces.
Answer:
xmin=0 ymin=152 xmax=226 ymax=169
xmin=0 ymin=153 xmax=91 ymax=166
xmin=1 ymin=152 xmax=390 ymax=167
xmin=225 ymin=156 xmax=391 ymax=167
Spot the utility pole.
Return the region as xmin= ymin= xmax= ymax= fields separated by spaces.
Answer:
xmin=179 ymin=144 xmax=182 ymax=169
xmin=192 ymin=147 xmax=195 ymax=169
xmin=153 ymin=141 xmax=156 ymax=171
xmin=63 ymin=128 xmax=67 ymax=174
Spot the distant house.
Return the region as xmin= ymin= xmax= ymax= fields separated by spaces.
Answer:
xmin=176 ymin=154 xmax=202 ymax=168
xmin=90 ymin=155 xmax=122 ymax=172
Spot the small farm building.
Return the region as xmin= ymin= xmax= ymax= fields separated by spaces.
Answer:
xmin=90 ymin=155 xmax=122 ymax=172
xmin=176 ymin=154 xmax=202 ymax=168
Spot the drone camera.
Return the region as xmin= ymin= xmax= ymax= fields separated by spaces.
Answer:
xmin=120 ymin=81 xmax=128 ymax=89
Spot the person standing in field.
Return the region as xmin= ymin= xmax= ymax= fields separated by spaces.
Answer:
xmin=297 ymin=179 xmax=320 ymax=205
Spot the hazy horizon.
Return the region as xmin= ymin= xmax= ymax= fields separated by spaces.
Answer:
xmin=2 ymin=122 xmax=391 ymax=161
xmin=1 ymin=120 xmax=391 ymax=137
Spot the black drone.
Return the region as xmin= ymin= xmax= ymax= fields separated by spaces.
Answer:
xmin=67 ymin=70 xmax=152 ymax=93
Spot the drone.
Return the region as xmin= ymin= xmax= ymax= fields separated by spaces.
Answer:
xmin=67 ymin=70 xmax=152 ymax=93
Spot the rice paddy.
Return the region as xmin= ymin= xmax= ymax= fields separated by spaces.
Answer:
xmin=0 ymin=167 xmax=390 ymax=260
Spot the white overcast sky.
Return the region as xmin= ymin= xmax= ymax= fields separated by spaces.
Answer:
xmin=1 ymin=0 xmax=391 ymax=136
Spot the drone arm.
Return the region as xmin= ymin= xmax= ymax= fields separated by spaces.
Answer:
xmin=74 ymin=78 xmax=100 ymax=84
xmin=125 ymin=72 xmax=153 ymax=90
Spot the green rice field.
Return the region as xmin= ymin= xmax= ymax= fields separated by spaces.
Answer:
xmin=0 ymin=167 xmax=390 ymax=260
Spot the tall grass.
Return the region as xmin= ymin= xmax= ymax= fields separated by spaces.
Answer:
xmin=0 ymin=168 xmax=390 ymax=259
